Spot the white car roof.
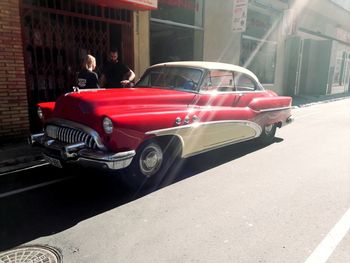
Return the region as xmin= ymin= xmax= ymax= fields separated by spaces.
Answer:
xmin=150 ymin=61 xmax=259 ymax=82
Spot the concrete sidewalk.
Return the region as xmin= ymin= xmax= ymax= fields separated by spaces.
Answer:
xmin=0 ymin=139 xmax=46 ymax=175
xmin=0 ymin=92 xmax=349 ymax=174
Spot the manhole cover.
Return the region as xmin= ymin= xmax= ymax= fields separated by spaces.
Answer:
xmin=0 ymin=245 xmax=61 ymax=263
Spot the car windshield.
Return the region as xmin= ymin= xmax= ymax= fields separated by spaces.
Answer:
xmin=136 ymin=66 xmax=203 ymax=92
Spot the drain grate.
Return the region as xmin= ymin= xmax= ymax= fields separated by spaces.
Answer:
xmin=0 ymin=245 xmax=61 ymax=263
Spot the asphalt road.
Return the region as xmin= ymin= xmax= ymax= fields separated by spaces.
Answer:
xmin=1 ymin=98 xmax=350 ymax=263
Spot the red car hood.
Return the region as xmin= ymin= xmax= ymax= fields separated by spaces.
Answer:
xmin=52 ymin=87 xmax=196 ymax=125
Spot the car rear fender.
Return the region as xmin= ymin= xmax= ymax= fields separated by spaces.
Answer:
xmin=248 ymin=96 xmax=292 ymax=112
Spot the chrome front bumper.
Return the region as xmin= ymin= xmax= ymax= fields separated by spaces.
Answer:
xmin=30 ymin=133 xmax=135 ymax=170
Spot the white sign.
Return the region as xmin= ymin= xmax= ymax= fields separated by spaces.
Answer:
xmin=232 ymin=0 xmax=248 ymax=32
xmin=282 ymin=9 xmax=296 ymax=36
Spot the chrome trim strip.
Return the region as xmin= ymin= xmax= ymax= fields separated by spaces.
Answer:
xmin=145 ymin=120 xmax=262 ymax=135
xmin=46 ymin=118 xmax=107 ymax=151
xmin=64 ymin=129 xmax=68 ymax=143
xmin=199 ymin=90 xmax=266 ymax=95
xmin=258 ymin=106 xmax=292 ymax=113
xmin=78 ymin=149 xmax=135 ymax=161
xmin=64 ymin=142 xmax=86 ymax=153
xmin=77 ymin=149 xmax=135 ymax=170
xmin=59 ymin=128 xmax=62 ymax=141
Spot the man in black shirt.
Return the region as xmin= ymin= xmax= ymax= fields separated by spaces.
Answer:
xmin=100 ymin=49 xmax=135 ymax=88
xmin=77 ymin=54 xmax=99 ymax=89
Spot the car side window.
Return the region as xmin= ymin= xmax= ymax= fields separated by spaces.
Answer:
xmin=137 ymin=67 xmax=202 ymax=91
xmin=200 ymin=70 xmax=235 ymax=92
xmin=234 ymin=73 xmax=257 ymax=91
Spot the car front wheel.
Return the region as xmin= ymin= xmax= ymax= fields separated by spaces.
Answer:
xmin=123 ymin=139 xmax=180 ymax=190
xmin=138 ymin=142 xmax=163 ymax=178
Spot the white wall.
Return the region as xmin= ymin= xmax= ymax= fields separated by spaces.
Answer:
xmin=133 ymin=11 xmax=150 ymax=80
xmin=203 ymin=0 xmax=241 ymax=65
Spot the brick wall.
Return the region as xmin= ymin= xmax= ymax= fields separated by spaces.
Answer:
xmin=0 ymin=0 xmax=30 ymax=141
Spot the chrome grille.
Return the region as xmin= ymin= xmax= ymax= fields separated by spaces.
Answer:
xmin=46 ymin=125 xmax=97 ymax=149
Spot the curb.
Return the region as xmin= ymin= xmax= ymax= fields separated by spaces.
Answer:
xmin=292 ymin=94 xmax=350 ymax=108
xmin=0 ymin=158 xmax=47 ymax=176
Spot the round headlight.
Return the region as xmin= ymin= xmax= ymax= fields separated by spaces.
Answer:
xmin=103 ymin=117 xmax=113 ymax=134
xmin=37 ymin=107 xmax=43 ymax=119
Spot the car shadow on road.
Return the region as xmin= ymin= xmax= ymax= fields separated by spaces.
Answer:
xmin=0 ymin=138 xmax=277 ymax=251
xmin=158 ymin=138 xmax=279 ymax=190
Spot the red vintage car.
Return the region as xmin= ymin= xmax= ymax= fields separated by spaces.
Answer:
xmin=31 ymin=61 xmax=293 ymax=186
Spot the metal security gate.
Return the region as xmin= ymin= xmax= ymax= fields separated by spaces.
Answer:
xmin=20 ymin=0 xmax=133 ymax=130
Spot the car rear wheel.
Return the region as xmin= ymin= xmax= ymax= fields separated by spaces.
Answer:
xmin=258 ymin=123 xmax=277 ymax=145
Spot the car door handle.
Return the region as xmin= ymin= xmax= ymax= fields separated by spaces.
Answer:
xmin=233 ymin=94 xmax=243 ymax=106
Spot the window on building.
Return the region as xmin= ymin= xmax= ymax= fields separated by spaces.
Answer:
xmin=150 ymin=0 xmax=204 ymax=64
xmin=240 ymin=37 xmax=277 ymax=84
xmin=240 ymin=8 xmax=279 ymax=84
xmin=330 ymin=40 xmax=350 ymax=94
xmin=333 ymin=50 xmax=347 ymax=86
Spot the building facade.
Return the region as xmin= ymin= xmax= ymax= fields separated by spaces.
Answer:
xmin=284 ymin=0 xmax=350 ymax=95
xmin=203 ymin=0 xmax=289 ymax=95
xmin=0 ymin=0 xmax=154 ymax=140
xmin=149 ymin=0 xmax=204 ymax=64
xmin=148 ymin=0 xmax=350 ymax=96
xmin=0 ymin=0 xmax=349 ymax=140
xmin=0 ymin=0 xmax=29 ymax=140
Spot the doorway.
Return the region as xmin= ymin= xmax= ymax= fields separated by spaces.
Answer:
xmin=298 ymin=39 xmax=332 ymax=95
xmin=20 ymin=0 xmax=133 ymax=131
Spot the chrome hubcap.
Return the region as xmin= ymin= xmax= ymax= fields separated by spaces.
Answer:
xmin=144 ymin=152 xmax=158 ymax=168
xmin=139 ymin=145 xmax=163 ymax=177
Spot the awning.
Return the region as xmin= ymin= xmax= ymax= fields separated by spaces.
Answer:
xmin=85 ymin=0 xmax=158 ymax=10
